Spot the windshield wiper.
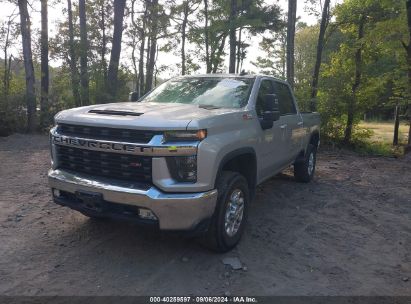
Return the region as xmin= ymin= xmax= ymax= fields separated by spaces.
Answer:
xmin=198 ymin=104 xmax=222 ymax=110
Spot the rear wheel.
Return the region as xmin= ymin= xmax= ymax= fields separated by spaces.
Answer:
xmin=204 ymin=171 xmax=249 ymax=252
xmin=294 ymin=144 xmax=317 ymax=183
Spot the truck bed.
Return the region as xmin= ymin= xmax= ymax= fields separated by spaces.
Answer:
xmin=301 ymin=112 xmax=321 ymax=129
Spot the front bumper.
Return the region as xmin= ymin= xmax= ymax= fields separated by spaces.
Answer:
xmin=48 ymin=169 xmax=218 ymax=230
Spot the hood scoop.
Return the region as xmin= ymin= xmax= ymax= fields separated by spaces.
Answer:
xmin=198 ymin=104 xmax=221 ymax=110
xmin=88 ymin=109 xmax=143 ymax=116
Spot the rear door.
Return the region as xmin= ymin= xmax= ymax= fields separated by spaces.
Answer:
xmin=273 ymin=81 xmax=304 ymax=163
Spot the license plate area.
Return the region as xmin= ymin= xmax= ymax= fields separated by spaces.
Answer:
xmin=75 ymin=191 xmax=106 ymax=213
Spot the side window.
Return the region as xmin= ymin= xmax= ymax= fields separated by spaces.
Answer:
xmin=255 ymin=80 xmax=274 ymax=117
xmin=274 ymin=82 xmax=297 ymax=115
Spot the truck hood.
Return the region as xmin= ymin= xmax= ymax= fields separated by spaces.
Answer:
xmin=55 ymin=102 xmax=238 ymax=130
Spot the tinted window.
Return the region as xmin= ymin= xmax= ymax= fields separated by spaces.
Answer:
xmin=255 ymin=80 xmax=274 ymax=117
xmin=274 ymin=82 xmax=296 ymax=115
xmin=141 ymin=77 xmax=254 ymax=108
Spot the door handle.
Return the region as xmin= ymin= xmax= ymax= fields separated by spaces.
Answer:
xmin=280 ymin=124 xmax=287 ymax=129
xmin=297 ymin=121 xmax=303 ymax=126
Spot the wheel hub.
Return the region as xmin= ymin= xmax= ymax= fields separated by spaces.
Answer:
xmin=308 ymin=152 xmax=314 ymax=175
xmin=224 ymin=189 xmax=245 ymax=237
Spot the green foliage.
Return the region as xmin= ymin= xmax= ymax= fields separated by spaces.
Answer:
xmin=252 ymin=33 xmax=286 ymax=79
xmin=0 ymin=0 xmax=410 ymax=154
xmin=0 ymin=68 xmax=27 ymax=135
xmin=190 ymin=0 xmax=284 ymax=72
xmin=290 ymin=0 xmax=409 ymax=151
xmin=350 ymin=135 xmax=405 ymax=157
xmin=294 ymin=24 xmax=318 ymax=111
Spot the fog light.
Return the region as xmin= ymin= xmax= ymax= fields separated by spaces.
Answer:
xmin=53 ymin=189 xmax=61 ymax=197
xmin=138 ymin=208 xmax=157 ymax=220
xmin=166 ymin=156 xmax=197 ymax=182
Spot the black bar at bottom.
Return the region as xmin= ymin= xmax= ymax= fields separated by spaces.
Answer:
xmin=1 ymin=296 xmax=411 ymax=304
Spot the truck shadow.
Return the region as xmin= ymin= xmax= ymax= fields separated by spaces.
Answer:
xmin=37 ymin=158 xmax=411 ymax=295
xmin=53 ymin=169 xmax=302 ymax=257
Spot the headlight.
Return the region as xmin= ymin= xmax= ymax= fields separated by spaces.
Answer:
xmin=166 ymin=156 xmax=197 ymax=182
xmin=163 ymin=130 xmax=207 ymax=142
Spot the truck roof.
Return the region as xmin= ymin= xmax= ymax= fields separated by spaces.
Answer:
xmin=175 ymin=73 xmax=289 ymax=85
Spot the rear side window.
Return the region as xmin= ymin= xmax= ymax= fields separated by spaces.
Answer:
xmin=274 ymin=82 xmax=297 ymax=115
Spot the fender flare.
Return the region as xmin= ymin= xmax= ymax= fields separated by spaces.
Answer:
xmin=215 ymin=147 xmax=257 ymax=197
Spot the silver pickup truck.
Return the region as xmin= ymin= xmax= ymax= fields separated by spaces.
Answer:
xmin=48 ymin=74 xmax=320 ymax=252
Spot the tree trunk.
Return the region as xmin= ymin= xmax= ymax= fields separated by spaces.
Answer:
xmin=212 ymin=34 xmax=227 ymax=73
xmin=310 ymin=0 xmax=330 ymax=112
xmin=145 ymin=0 xmax=158 ymax=93
xmin=154 ymin=44 xmax=159 ymax=86
xmin=18 ymin=0 xmax=37 ymax=133
xmin=138 ymin=31 xmax=146 ymax=97
xmin=5 ymin=55 xmax=12 ymax=100
xmin=407 ymin=46 xmax=411 ymax=148
xmin=101 ymin=1 xmax=107 ymax=83
xmin=145 ymin=36 xmax=157 ymax=93
xmin=181 ymin=2 xmax=188 ymax=75
xmin=79 ymin=0 xmax=89 ymax=105
xmin=406 ymin=0 xmax=411 ymax=149
xmin=131 ymin=37 xmax=138 ymax=91
xmin=286 ymin=0 xmax=297 ymax=88
xmin=130 ymin=0 xmax=138 ymax=91
xmin=3 ymin=30 xmax=7 ymax=99
xmin=3 ymin=18 xmax=12 ymax=101
xmin=131 ymin=0 xmax=147 ymax=98
xmin=236 ymin=27 xmax=242 ymax=74
xmin=107 ymin=0 xmax=126 ymax=101
xmin=344 ymin=14 xmax=366 ymax=145
xmin=7 ymin=55 xmax=12 ymax=87
xmin=393 ymin=104 xmax=400 ymax=146
xmin=146 ymin=35 xmax=151 ymax=82
xmin=281 ymin=33 xmax=286 ymax=79
xmin=228 ymin=0 xmax=237 ymax=74
xmin=40 ymin=0 xmax=49 ymax=128
xmin=204 ymin=0 xmax=211 ymax=73
xmin=67 ymin=0 xmax=81 ymax=107
xmin=408 ymin=69 xmax=411 ymax=148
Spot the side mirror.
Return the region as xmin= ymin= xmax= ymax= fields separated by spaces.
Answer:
xmin=129 ymin=91 xmax=139 ymax=102
xmin=260 ymin=94 xmax=280 ymax=130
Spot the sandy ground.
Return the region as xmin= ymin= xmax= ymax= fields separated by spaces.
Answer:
xmin=0 ymin=134 xmax=410 ymax=296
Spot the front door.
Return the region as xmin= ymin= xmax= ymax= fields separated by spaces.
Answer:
xmin=254 ymin=79 xmax=288 ymax=181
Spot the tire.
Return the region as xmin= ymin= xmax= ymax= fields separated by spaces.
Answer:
xmin=294 ymin=144 xmax=317 ymax=183
xmin=204 ymin=171 xmax=249 ymax=252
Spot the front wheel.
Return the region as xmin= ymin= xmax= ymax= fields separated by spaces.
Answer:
xmin=204 ymin=171 xmax=249 ymax=252
xmin=294 ymin=144 xmax=317 ymax=183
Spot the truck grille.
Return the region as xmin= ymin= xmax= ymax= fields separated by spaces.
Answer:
xmin=55 ymin=145 xmax=152 ymax=183
xmin=57 ymin=123 xmax=160 ymax=144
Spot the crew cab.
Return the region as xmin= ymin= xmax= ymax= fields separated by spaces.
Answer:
xmin=48 ymin=74 xmax=320 ymax=252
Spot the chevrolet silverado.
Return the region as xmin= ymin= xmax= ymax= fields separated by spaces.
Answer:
xmin=48 ymin=74 xmax=320 ymax=252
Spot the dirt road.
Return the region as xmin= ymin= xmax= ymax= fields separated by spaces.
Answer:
xmin=0 ymin=134 xmax=410 ymax=296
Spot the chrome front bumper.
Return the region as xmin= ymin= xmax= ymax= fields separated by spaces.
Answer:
xmin=48 ymin=169 xmax=218 ymax=230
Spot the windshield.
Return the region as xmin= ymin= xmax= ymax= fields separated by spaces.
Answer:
xmin=141 ymin=77 xmax=254 ymax=108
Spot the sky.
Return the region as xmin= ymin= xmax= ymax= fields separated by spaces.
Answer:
xmin=0 ymin=0 xmax=327 ymax=78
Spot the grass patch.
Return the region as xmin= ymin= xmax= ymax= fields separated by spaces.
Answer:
xmin=354 ymin=121 xmax=408 ymax=157
xmin=358 ymin=121 xmax=408 ymax=145
xmin=352 ymin=141 xmax=404 ymax=157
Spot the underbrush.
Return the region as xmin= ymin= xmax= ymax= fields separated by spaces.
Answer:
xmin=321 ymin=123 xmax=408 ymax=157
xmin=351 ymin=141 xmax=405 ymax=157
